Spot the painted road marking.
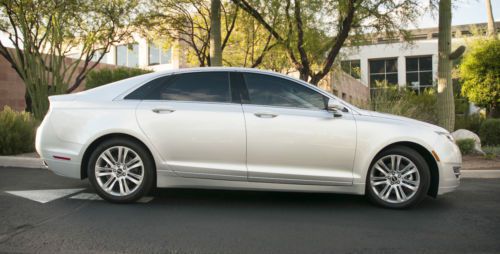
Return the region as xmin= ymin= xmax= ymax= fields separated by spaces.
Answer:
xmin=6 ymin=188 xmax=84 ymax=203
xmin=70 ymin=193 xmax=102 ymax=201
xmin=70 ymin=192 xmax=154 ymax=203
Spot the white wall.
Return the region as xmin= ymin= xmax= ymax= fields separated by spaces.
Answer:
xmin=341 ymin=39 xmax=441 ymax=88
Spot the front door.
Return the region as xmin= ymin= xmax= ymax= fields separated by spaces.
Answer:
xmin=240 ymin=72 xmax=357 ymax=185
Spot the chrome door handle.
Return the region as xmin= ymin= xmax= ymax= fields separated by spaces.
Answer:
xmin=254 ymin=112 xmax=278 ymax=118
xmin=152 ymin=108 xmax=175 ymax=114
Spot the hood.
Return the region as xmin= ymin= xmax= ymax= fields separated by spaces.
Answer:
xmin=359 ymin=109 xmax=449 ymax=133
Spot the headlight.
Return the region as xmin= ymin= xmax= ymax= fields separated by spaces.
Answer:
xmin=435 ymin=131 xmax=455 ymax=143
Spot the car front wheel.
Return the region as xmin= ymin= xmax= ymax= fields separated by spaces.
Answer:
xmin=88 ymin=138 xmax=155 ymax=203
xmin=366 ymin=146 xmax=430 ymax=209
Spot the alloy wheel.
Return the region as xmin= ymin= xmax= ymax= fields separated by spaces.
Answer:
xmin=94 ymin=146 xmax=144 ymax=196
xmin=370 ymin=155 xmax=420 ymax=204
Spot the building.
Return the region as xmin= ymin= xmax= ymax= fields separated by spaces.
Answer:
xmin=339 ymin=22 xmax=500 ymax=98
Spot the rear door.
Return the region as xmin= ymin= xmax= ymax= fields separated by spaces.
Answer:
xmin=134 ymin=71 xmax=247 ymax=181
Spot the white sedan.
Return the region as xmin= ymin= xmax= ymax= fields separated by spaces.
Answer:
xmin=35 ymin=67 xmax=461 ymax=208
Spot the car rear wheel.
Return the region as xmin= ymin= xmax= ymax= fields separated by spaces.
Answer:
xmin=88 ymin=138 xmax=155 ymax=203
xmin=366 ymin=146 xmax=430 ymax=209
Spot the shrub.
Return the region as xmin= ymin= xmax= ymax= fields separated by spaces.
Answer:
xmin=459 ymin=39 xmax=500 ymax=117
xmin=479 ymin=118 xmax=500 ymax=146
xmin=0 ymin=106 xmax=39 ymax=155
xmin=85 ymin=67 xmax=152 ymax=90
xmin=455 ymin=139 xmax=475 ymax=155
xmin=483 ymin=146 xmax=500 ymax=159
xmin=370 ymin=82 xmax=438 ymax=124
xmin=454 ymin=114 xmax=484 ymax=134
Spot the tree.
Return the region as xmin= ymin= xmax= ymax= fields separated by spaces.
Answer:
xmin=436 ymin=0 xmax=455 ymax=131
xmin=485 ymin=0 xmax=496 ymax=38
xmin=210 ymin=0 xmax=223 ymax=66
xmin=139 ymin=0 xmax=279 ymax=68
xmin=459 ymin=39 xmax=500 ymax=118
xmin=231 ymin=0 xmax=422 ymax=85
xmin=139 ymin=0 xmax=239 ymax=67
xmin=0 ymin=0 xmax=138 ymax=119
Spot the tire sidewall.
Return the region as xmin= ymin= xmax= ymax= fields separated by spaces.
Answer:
xmin=366 ymin=146 xmax=431 ymax=209
xmin=88 ymin=138 xmax=155 ymax=203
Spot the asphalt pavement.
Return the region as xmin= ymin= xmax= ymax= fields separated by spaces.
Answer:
xmin=0 ymin=166 xmax=499 ymax=254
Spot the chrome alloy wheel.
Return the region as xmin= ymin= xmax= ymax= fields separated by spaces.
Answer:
xmin=94 ymin=146 xmax=144 ymax=196
xmin=370 ymin=155 xmax=420 ymax=204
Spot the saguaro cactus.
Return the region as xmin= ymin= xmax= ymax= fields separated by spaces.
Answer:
xmin=437 ymin=0 xmax=455 ymax=132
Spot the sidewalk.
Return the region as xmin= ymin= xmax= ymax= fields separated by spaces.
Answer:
xmin=1 ymin=155 xmax=499 ymax=178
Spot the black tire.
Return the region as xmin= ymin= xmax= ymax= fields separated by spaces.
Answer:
xmin=366 ymin=146 xmax=430 ymax=209
xmin=88 ymin=138 xmax=155 ymax=203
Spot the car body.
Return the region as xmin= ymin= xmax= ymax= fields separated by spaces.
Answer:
xmin=35 ymin=67 xmax=461 ymax=208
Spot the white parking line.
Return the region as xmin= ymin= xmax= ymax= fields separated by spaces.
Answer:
xmin=70 ymin=193 xmax=154 ymax=203
xmin=70 ymin=193 xmax=103 ymax=201
xmin=6 ymin=188 xmax=85 ymax=203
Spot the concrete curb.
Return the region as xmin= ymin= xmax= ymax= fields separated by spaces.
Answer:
xmin=1 ymin=156 xmax=499 ymax=178
xmin=460 ymin=170 xmax=500 ymax=179
xmin=0 ymin=156 xmax=42 ymax=169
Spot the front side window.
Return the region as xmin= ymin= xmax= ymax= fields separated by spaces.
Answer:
xmin=116 ymin=44 xmax=139 ymax=67
xmin=243 ymin=73 xmax=327 ymax=110
xmin=143 ymin=72 xmax=231 ymax=103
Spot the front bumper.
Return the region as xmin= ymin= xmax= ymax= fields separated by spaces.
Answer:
xmin=434 ymin=137 xmax=462 ymax=195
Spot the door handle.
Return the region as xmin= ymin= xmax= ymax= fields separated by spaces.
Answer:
xmin=152 ymin=108 xmax=175 ymax=114
xmin=254 ymin=112 xmax=278 ymax=118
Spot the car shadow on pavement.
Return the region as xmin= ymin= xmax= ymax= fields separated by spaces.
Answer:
xmin=149 ymin=187 xmax=456 ymax=212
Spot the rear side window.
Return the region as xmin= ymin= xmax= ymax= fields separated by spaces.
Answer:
xmin=243 ymin=73 xmax=327 ymax=110
xmin=126 ymin=72 xmax=231 ymax=103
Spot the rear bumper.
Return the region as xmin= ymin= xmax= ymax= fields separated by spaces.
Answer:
xmin=42 ymin=158 xmax=81 ymax=178
xmin=36 ymin=113 xmax=82 ymax=179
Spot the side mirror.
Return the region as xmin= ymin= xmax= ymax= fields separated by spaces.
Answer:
xmin=327 ymin=99 xmax=344 ymax=118
xmin=327 ymin=98 xmax=344 ymax=111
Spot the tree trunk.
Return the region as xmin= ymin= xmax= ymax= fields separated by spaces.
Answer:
xmin=437 ymin=0 xmax=455 ymax=132
xmin=210 ymin=0 xmax=222 ymax=66
xmin=485 ymin=0 xmax=496 ymax=37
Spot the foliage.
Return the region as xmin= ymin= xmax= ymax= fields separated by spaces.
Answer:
xmin=232 ymin=0 xmax=423 ymax=84
xmin=0 ymin=0 xmax=139 ymax=119
xmin=455 ymin=139 xmax=475 ymax=155
xmin=370 ymin=82 xmax=438 ymax=124
xmin=483 ymin=145 xmax=500 ymax=159
xmin=479 ymin=118 xmax=500 ymax=146
xmin=85 ymin=67 xmax=152 ymax=90
xmin=137 ymin=0 xmax=282 ymax=69
xmin=0 ymin=106 xmax=39 ymax=155
xmin=454 ymin=114 xmax=484 ymax=134
xmin=459 ymin=39 xmax=500 ymax=117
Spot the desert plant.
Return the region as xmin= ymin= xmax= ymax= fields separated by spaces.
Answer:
xmin=479 ymin=118 xmax=500 ymax=146
xmin=0 ymin=106 xmax=39 ymax=155
xmin=370 ymin=82 xmax=438 ymax=124
xmin=455 ymin=138 xmax=475 ymax=155
xmin=85 ymin=67 xmax=152 ymax=90
xmin=454 ymin=114 xmax=484 ymax=134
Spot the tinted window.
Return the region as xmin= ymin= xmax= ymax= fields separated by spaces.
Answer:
xmin=145 ymin=72 xmax=230 ymax=103
xmin=244 ymin=73 xmax=326 ymax=110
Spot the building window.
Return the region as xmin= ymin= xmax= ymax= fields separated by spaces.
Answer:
xmin=116 ymin=43 xmax=139 ymax=67
xmin=341 ymin=60 xmax=361 ymax=79
xmin=406 ymin=56 xmax=433 ymax=94
xmin=148 ymin=43 xmax=172 ymax=65
xmin=369 ymin=58 xmax=398 ymax=86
